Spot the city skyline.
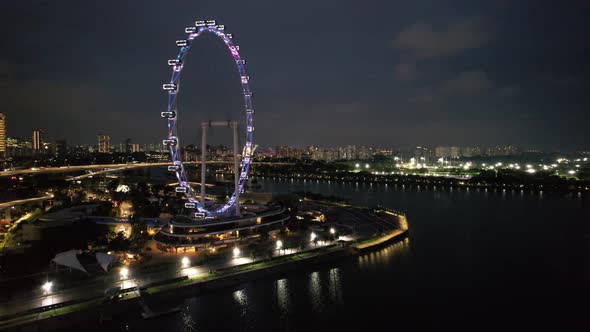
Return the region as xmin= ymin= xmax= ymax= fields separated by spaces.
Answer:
xmin=1 ymin=1 xmax=589 ymax=150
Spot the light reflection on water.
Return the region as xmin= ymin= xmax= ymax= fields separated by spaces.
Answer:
xmin=179 ymin=307 xmax=197 ymax=332
xmin=275 ymin=278 xmax=289 ymax=320
xmin=309 ymin=271 xmax=324 ymax=315
xmin=328 ymin=267 xmax=343 ymax=307
xmin=233 ymin=289 xmax=248 ymax=320
xmin=358 ymin=238 xmax=411 ymax=269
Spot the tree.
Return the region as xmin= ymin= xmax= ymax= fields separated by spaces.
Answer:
xmin=108 ymin=231 xmax=130 ymax=251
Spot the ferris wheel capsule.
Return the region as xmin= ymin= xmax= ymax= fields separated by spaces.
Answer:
xmin=168 ymin=59 xmax=182 ymax=66
xmin=195 ymin=20 xmax=206 ymax=27
xmin=161 ymin=111 xmax=176 ymax=118
xmin=162 ymin=83 xmax=177 ymax=91
xmin=175 ymin=186 xmax=188 ymax=193
xmin=176 ymin=40 xmax=188 ymax=47
xmin=185 ymin=26 xmax=197 ymax=34
xmin=163 ymin=138 xmax=177 ymax=146
xmin=184 ymin=202 xmax=196 ymax=209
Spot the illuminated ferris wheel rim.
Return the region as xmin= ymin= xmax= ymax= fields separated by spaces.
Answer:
xmin=161 ymin=20 xmax=254 ymax=217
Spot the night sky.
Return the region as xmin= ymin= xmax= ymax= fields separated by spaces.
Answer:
xmin=1 ymin=0 xmax=588 ymax=150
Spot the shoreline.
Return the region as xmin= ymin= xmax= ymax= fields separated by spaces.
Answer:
xmin=0 ymin=212 xmax=409 ymax=331
xmin=250 ymin=174 xmax=589 ymax=195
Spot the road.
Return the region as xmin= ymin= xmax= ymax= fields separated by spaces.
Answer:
xmin=0 ymin=161 xmax=295 ymax=178
xmin=0 ymin=241 xmax=320 ymax=318
xmin=0 ymin=194 xmax=53 ymax=210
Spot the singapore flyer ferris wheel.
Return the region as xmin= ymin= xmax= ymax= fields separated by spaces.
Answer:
xmin=161 ymin=19 xmax=254 ymax=218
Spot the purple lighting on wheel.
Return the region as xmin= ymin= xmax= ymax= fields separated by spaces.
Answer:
xmin=162 ymin=21 xmax=255 ymax=217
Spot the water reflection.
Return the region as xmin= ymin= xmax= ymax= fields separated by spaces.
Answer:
xmin=275 ymin=278 xmax=289 ymax=318
xmin=309 ymin=271 xmax=324 ymax=314
xmin=233 ymin=289 xmax=248 ymax=319
xmin=328 ymin=267 xmax=343 ymax=307
xmin=357 ymin=238 xmax=411 ymax=269
xmin=179 ymin=307 xmax=198 ymax=332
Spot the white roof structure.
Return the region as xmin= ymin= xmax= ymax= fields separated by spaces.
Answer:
xmin=95 ymin=252 xmax=115 ymax=272
xmin=51 ymin=249 xmax=87 ymax=273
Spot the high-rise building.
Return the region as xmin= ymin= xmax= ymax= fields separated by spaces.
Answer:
xmin=0 ymin=113 xmax=5 ymax=159
xmin=55 ymin=139 xmax=68 ymax=160
xmin=485 ymin=145 xmax=521 ymax=156
xmin=414 ymin=146 xmax=433 ymax=162
xmin=435 ymin=146 xmax=450 ymax=158
xmin=125 ymin=138 xmax=132 ymax=154
xmin=98 ymin=134 xmax=110 ymax=153
xmin=32 ymin=129 xmax=43 ymax=151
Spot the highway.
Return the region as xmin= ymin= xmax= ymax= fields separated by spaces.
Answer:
xmin=0 ymin=161 xmax=294 ymax=178
xmin=0 ymin=194 xmax=54 ymax=210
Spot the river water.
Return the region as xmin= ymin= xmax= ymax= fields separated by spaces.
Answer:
xmin=82 ymin=177 xmax=589 ymax=331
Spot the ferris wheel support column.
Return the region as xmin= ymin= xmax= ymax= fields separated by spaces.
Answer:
xmin=201 ymin=122 xmax=208 ymax=208
xmin=233 ymin=122 xmax=240 ymax=216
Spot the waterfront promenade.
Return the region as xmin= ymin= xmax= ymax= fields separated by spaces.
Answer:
xmin=0 ymin=204 xmax=408 ymax=331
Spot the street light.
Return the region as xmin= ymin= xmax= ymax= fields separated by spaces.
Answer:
xmin=310 ymin=232 xmax=317 ymax=241
xmin=119 ymin=267 xmax=129 ymax=280
xmin=276 ymin=240 xmax=283 ymax=250
xmin=329 ymin=227 xmax=335 ymax=235
xmin=181 ymin=256 xmax=190 ymax=268
xmin=355 ymin=163 xmax=360 ymax=168
xmin=233 ymin=247 xmax=241 ymax=258
xmin=42 ymin=281 xmax=53 ymax=294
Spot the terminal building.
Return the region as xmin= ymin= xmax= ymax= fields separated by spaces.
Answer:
xmin=153 ymin=203 xmax=290 ymax=250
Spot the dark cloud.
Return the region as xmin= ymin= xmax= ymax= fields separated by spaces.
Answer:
xmin=497 ymin=85 xmax=520 ymax=97
xmin=410 ymin=71 xmax=491 ymax=103
xmin=0 ymin=0 xmax=588 ymax=150
xmin=393 ymin=17 xmax=494 ymax=59
xmin=439 ymin=71 xmax=491 ymax=96
xmin=394 ymin=63 xmax=418 ymax=81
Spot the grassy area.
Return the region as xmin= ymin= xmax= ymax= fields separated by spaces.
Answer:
xmin=0 ymin=298 xmax=104 ymax=330
xmin=146 ymin=251 xmax=324 ymax=296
